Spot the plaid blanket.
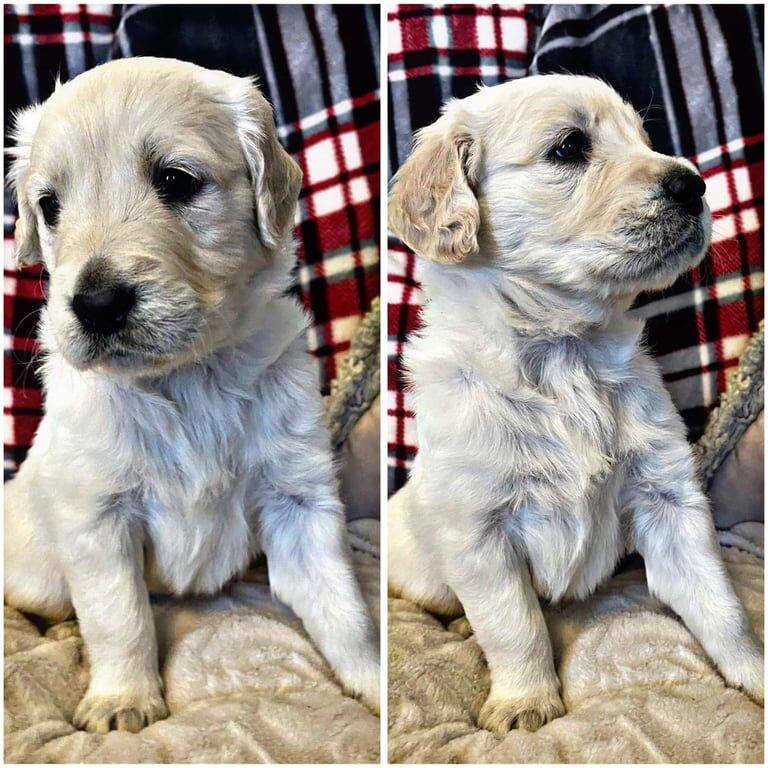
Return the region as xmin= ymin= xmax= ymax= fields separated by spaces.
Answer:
xmin=4 ymin=3 xmax=380 ymax=476
xmin=387 ymin=3 xmax=764 ymax=494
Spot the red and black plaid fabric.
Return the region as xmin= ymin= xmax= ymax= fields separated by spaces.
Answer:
xmin=387 ymin=4 xmax=764 ymax=494
xmin=4 ymin=4 xmax=380 ymax=477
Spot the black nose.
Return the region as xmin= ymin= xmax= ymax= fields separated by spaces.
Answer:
xmin=72 ymin=284 xmax=136 ymax=335
xmin=662 ymin=169 xmax=706 ymax=215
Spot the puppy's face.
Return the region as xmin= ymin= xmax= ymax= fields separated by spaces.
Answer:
xmin=389 ymin=75 xmax=710 ymax=298
xmin=9 ymin=58 xmax=302 ymax=375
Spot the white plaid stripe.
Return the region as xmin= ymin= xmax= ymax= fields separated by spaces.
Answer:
xmin=298 ymin=242 xmax=378 ymax=285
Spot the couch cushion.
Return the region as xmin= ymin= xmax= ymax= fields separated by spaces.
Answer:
xmin=709 ymin=410 xmax=764 ymax=529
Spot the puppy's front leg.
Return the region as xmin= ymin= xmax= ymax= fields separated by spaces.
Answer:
xmin=57 ymin=502 xmax=166 ymax=733
xmin=625 ymin=439 xmax=764 ymax=703
xmin=446 ymin=531 xmax=564 ymax=732
xmin=259 ymin=488 xmax=380 ymax=712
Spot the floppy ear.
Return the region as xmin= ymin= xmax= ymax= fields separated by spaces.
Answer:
xmin=388 ymin=120 xmax=480 ymax=264
xmin=7 ymin=104 xmax=44 ymax=268
xmin=231 ymin=78 xmax=303 ymax=250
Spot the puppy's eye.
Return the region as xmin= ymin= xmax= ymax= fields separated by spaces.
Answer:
xmin=552 ymin=130 xmax=590 ymax=162
xmin=39 ymin=193 xmax=61 ymax=227
xmin=154 ymin=168 xmax=203 ymax=204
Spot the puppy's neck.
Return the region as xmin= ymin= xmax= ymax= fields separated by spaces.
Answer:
xmin=419 ymin=261 xmax=639 ymax=342
xmin=496 ymin=274 xmax=641 ymax=340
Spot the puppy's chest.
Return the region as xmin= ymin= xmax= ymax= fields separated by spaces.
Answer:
xmin=134 ymin=383 xmax=255 ymax=499
xmin=509 ymin=338 xmax=641 ymax=601
xmin=516 ymin=336 xmax=631 ymax=471
xmin=121 ymin=377 xmax=265 ymax=594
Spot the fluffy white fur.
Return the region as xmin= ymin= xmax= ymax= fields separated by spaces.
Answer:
xmin=5 ymin=57 xmax=379 ymax=733
xmin=388 ymin=75 xmax=763 ymax=733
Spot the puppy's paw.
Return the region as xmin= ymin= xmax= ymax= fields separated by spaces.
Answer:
xmin=356 ymin=685 xmax=381 ymax=716
xmin=45 ymin=620 xmax=81 ymax=641
xmin=478 ymin=687 xmax=565 ymax=734
xmin=447 ymin=616 xmax=474 ymax=638
xmin=73 ymin=687 xmax=168 ymax=734
xmin=345 ymin=672 xmax=381 ymax=716
xmin=720 ymin=643 xmax=764 ymax=705
xmin=338 ymin=657 xmax=380 ymax=715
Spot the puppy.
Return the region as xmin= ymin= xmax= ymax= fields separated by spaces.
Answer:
xmin=5 ymin=57 xmax=379 ymax=732
xmin=388 ymin=74 xmax=763 ymax=733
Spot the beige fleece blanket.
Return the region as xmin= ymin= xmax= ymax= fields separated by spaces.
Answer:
xmin=4 ymin=521 xmax=380 ymax=764
xmin=388 ymin=523 xmax=764 ymax=764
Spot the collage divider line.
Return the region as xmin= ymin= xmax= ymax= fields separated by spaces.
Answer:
xmin=379 ymin=1 xmax=389 ymax=763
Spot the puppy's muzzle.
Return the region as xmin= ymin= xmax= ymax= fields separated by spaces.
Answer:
xmin=662 ymin=168 xmax=706 ymax=216
xmin=72 ymin=283 xmax=136 ymax=336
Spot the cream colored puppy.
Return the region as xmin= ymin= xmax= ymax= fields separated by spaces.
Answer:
xmin=388 ymin=75 xmax=763 ymax=733
xmin=5 ymin=57 xmax=379 ymax=732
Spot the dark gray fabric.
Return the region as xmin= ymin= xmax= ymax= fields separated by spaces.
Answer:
xmin=709 ymin=410 xmax=764 ymax=529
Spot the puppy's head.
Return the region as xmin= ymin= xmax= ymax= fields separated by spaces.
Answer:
xmin=389 ymin=75 xmax=710 ymax=299
xmin=8 ymin=57 xmax=302 ymax=375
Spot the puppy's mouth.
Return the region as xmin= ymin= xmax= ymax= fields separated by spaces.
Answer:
xmin=87 ymin=346 xmax=170 ymax=373
xmin=599 ymin=202 xmax=711 ymax=288
xmin=62 ymin=330 xmax=199 ymax=375
xmin=53 ymin=284 xmax=206 ymax=375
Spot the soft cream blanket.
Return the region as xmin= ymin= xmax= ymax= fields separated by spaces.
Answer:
xmin=4 ymin=521 xmax=380 ymax=764
xmin=388 ymin=524 xmax=764 ymax=764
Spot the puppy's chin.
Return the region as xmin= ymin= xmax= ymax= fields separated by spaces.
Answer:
xmin=636 ymin=227 xmax=710 ymax=292
xmin=51 ymin=319 xmax=210 ymax=378
xmin=59 ymin=341 xmax=192 ymax=378
xmin=91 ymin=350 xmax=185 ymax=378
xmin=599 ymin=208 xmax=712 ymax=295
